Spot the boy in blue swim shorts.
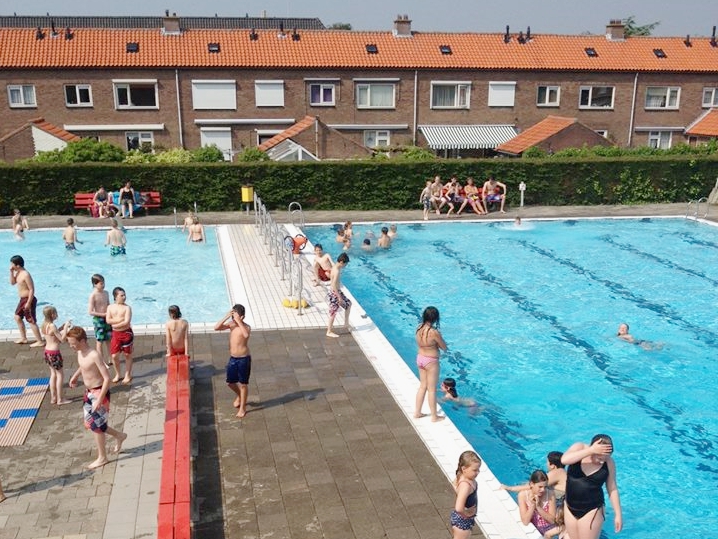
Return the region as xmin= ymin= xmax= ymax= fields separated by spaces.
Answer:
xmin=214 ymin=304 xmax=252 ymax=419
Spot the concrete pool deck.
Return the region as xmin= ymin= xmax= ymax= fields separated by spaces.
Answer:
xmin=0 ymin=203 xmax=711 ymax=539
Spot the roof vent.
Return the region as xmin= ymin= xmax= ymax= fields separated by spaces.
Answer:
xmin=162 ymin=13 xmax=181 ymax=35
xmin=684 ymin=34 xmax=692 ymax=47
xmin=366 ymin=44 xmax=378 ymax=54
xmin=35 ymin=26 xmax=44 ymax=40
xmin=439 ymin=44 xmax=452 ymax=55
xmin=126 ymin=42 xmax=139 ymax=53
xmin=503 ymin=25 xmax=511 ymax=44
xmin=517 ymin=30 xmax=525 ymax=44
xmin=249 ymin=29 xmax=258 ymax=41
xmin=208 ymin=42 xmax=220 ymax=53
xmin=653 ymin=48 xmax=667 ymax=58
xmin=64 ymin=27 xmax=73 ymax=40
xmin=526 ymin=26 xmax=531 ymax=41
xmin=277 ymin=21 xmax=286 ymax=38
xmin=712 ymin=26 xmax=717 ymax=47
xmin=585 ymin=47 xmax=598 ymax=57
xmin=291 ymin=28 xmax=300 ymax=41
xmin=50 ymin=21 xmax=58 ymax=38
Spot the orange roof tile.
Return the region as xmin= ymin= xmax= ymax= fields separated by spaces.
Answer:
xmin=259 ymin=115 xmax=316 ymax=151
xmin=0 ymin=28 xmax=717 ymax=71
xmin=0 ymin=117 xmax=81 ymax=143
xmin=496 ymin=116 xmax=577 ymax=155
xmin=30 ymin=118 xmax=81 ymax=142
xmin=685 ymin=109 xmax=718 ymax=137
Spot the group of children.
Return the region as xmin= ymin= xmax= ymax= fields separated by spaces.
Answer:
xmin=333 ymin=221 xmax=397 ymax=252
xmin=419 ymin=175 xmax=508 ymax=220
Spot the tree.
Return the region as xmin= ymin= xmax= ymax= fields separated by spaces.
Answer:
xmin=623 ymin=16 xmax=660 ymax=37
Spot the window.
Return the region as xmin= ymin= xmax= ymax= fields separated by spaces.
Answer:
xmin=200 ymin=128 xmax=232 ymax=161
xmin=595 ymin=130 xmax=609 ymax=138
xmin=537 ymin=85 xmax=560 ymax=106
xmin=645 ymin=87 xmax=679 ymax=109
xmin=430 ymin=82 xmax=470 ymax=109
xmin=8 ymin=84 xmax=36 ymax=107
xmin=64 ymin=84 xmax=93 ymax=107
xmin=356 ymin=83 xmax=395 ymax=109
xmin=579 ymin=86 xmax=614 ymax=109
xmin=309 ymin=83 xmax=335 ymax=106
xmin=364 ymin=130 xmax=390 ymax=148
xmin=488 ymin=81 xmax=516 ymax=107
xmin=702 ymin=88 xmax=718 ymax=107
xmin=114 ymin=81 xmax=158 ymax=109
xmin=255 ymin=81 xmax=284 ymax=107
xmin=126 ymin=131 xmax=154 ymax=151
xmin=191 ymin=80 xmax=236 ymax=110
xmin=648 ymin=131 xmax=672 ymax=149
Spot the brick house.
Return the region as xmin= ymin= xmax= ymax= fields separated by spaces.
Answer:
xmin=1 ymin=14 xmax=717 ymax=162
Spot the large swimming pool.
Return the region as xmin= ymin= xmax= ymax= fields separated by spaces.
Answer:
xmin=307 ymin=218 xmax=717 ymax=539
xmin=1 ymin=226 xmax=228 ymax=331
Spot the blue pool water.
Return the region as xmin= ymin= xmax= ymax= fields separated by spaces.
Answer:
xmin=308 ymin=218 xmax=717 ymax=539
xmin=1 ymin=226 xmax=228 ymax=330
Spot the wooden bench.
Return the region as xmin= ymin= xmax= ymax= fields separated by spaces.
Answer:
xmin=73 ymin=191 xmax=162 ymax=216
xmin=158 ymin=354 xmax=192 ymax=539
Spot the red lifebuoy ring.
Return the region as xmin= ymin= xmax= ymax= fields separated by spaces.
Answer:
xmin=292 ymin=235 xmax=307 ymax=254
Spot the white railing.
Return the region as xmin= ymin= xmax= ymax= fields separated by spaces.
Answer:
xmin=252 ymin=193 xmax=307 ymax=315
xmin=686 ymin=197 xmax=709 ymax=219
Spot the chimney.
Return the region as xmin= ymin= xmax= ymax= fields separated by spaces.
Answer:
xmin=606 ymin=19 xmax=625 ymax=41
xmin=393 ymin=14 xmax=412 ymax=37
xmin=162 ymin=13 xmax=181 ymax=35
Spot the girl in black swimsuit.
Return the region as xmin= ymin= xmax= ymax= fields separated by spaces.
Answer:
xmin=561 ymin=434 xmax=623 ymax=539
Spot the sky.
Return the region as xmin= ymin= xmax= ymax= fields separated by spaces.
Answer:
xmin=6 ymin=0 xmax=716 ymax=36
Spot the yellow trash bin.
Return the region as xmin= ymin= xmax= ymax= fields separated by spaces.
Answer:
xmin=241 ymin=185 xmax=254 ymax=203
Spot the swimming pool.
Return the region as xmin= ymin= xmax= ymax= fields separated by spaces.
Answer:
xmin=1 ymin=226 xmax=228 ymax=332
xmin=307 ymin=218 xmax=718 ymax=539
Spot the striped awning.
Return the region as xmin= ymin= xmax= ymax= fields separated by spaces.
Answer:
xmin=419 ymin=124 xmax=517 ymax=150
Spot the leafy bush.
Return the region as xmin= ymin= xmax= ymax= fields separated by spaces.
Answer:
xmin=237 ymin=148 xmax=269 ymax=162
xmin=34 ymin=138 xmax=126 ymax=163
xmin=191 ymin=144 xmax=225 ymax=162
xmin=154 ymin=148 xmax=193 ymax=163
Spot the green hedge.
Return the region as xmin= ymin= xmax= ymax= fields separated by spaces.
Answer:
xmin=2 ymin=156 xmax=717 ymax=215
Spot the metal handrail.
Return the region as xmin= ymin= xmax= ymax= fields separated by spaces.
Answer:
xmin=686 ymin=197 xmax=710 ymax=219
xmin=251 ymin=193 xmax=307 ymax=315
xmin=288 ymin=201 xmax=305 ymax=227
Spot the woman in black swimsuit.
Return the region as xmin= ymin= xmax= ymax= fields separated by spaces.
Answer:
xmin=561 ymin=434 xmax=622 ymax=539
xmin=118 ymin=181 xmax=136 ymax=219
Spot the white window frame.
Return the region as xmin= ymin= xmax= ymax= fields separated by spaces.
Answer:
xmin=64 ymin=84 xmax=93 ymax=107
xmin=595 ymin=130 xmax=609 ymax=138
xmin=579 ymin=86 xmax=615 ymax=109
xmin=363 ymin=130 xmax=390 ymax=148
xmin=648 ymin=130 xmax=672 ymax=149
xmin=200 ymin=127 xmax=233 ymax=161
xmin=255 ymin=80 xmax=285 ymax=107
xmin=536 ymin=85 xmax=560 ymax=106
xmin=488 ymin=81 xmax=516 ymax=107
xmin=8 ymin=84 xmax=36 ymax=108
xmin=430 ymin=82 xmax=471 ymax=109
xmin=702 ymin=87 xmax=718 ymax=108
xmin=644 ymin=86 xmax=680 ymax=110
xmin=126 ymin=131 xmax=155 ymax=151
xmin=191 ymin=80 xmax=237 ymax=110
xmin=309 ymin=83 xmax=336 ymax=106
xmin=113 ymin=80 xmax=159 ymax=110
xmin=356 ymin=83 xmax=396 ymax=109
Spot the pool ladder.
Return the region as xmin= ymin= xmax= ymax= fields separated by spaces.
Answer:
xmin=685 ymin=197 xmax=710 ymax=219
xmin=288 ymin=201 xmax=305 ymax=227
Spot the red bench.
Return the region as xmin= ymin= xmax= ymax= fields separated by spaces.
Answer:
xmin=73 ymin=191 xmax=162 ymax=216
xmin=158 ymin=354 xmax=192 ymax=539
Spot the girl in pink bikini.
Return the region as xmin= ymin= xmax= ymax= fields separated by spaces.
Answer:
xmin=413 ymin=306 xmax=447 ymax=422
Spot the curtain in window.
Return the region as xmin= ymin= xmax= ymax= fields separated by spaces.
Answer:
xmin=433 ymin=86 xmax=455 ymax=107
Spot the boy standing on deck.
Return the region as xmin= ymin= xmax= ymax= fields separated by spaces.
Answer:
xmin=214 ymin=304 xmax=252 ymax=419
xmin=88 ymin=274 xmax=112 ymax=365
xmin=67 ymin=326 xmax=126 ymax=469
xmin=106 ymin=287 xmax=133 ymax=384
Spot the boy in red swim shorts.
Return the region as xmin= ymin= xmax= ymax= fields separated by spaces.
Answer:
xmin=106 ymin=286 xmax=134 ymax=384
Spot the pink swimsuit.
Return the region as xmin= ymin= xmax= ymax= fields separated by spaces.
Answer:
xmin=416 ymin=354 xmax=438 ymax=369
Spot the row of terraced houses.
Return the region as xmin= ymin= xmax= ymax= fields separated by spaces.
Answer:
xmin=1 ymin=13 xmax=718 ymax=162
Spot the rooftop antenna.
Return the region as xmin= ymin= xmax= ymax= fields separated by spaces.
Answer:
xmin=684 ymin=34 xmax=692 ymax=47
xmin=503 ymin=25 xmax=510 ymax=43
xmin=526 ymin=26 xmax=531 ymax=41
xmin=50 ymin=20 xmax=57 ymax=37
